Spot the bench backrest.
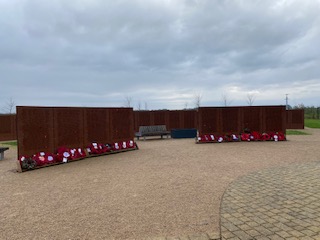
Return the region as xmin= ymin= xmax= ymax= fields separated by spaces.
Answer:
xmin=0 ymin=147 xmax=9 ymax=152
xmin=139 ymin=125 xmax=167 ymax=133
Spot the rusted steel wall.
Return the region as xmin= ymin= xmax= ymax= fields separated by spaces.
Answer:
xmin=109 ymin=108 xmax=134 ymax=143
xmin=265 ymin=107 xmax=285 ymax=132
xmin=286 ymin=109 xmax=304 ymax=129
xmin=134 ymin=111 xmax=152 ymax=131
xmin=221 ymin=107 xmax=241 ymax=133
xmin=243 ymin=107 xmax=262 ymax=132
xmin=17 ymin=106 xmax=134 ymax=157
xmin=134 ymin=110 xmax=197 ymax=131
xmin=17 ymin=107 xmax=54 ymax=155
xmin=182 ymin=110 xmax=198 ymax=129
xmin=198 ymin=108 xmax=220 ymax=134
xmin=198 ymin=106 xmax=286 ymax=135
xmin=152 ymin=110 xmax=168 ymax=126
xmin=168 ymin=110 xmax=181 ymax=130
xmin=54 ymin=108 xmax=84 ymax=149
xmin=0 ymin=114 xmax=17 ymax=141
xmin=84 ymin=108 xmax=110 ymax=144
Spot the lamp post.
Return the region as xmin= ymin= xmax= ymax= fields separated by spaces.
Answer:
xmin=285 ymin=94 xmax=289 ymax=110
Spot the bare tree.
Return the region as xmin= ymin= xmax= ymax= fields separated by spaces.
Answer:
xmin=193 ymin=93 xmax=202 ymax=109
xmin=246 ymin=93 xmax=256 ymax=106
xmin=137 ymin=101 xmax=142 ymax=111
xmin=221 ymin=93 xmax=232 ymax=106
xmin=3 ymin=97 xmax=16 ymax=114
xmin=294 ymin=103 xmax=305 ymax=109
xmin=123 ymin=96 xmax=133 ymax=108
xmin=184 ymin=102 xmax=189 ymax=110
xmin=136 ymin=101 xmax=142 ymax=111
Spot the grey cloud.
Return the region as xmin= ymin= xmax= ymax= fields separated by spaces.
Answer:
xmin=0 ymin=0 xmax=319 ymax=110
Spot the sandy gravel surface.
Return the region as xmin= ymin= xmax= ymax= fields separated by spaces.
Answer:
xmin=1 ymin=129 xmax=319 ymax=240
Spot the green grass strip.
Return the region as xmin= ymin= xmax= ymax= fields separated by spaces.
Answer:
xmin=305 ymin=119 xmax=320 ymax=128
xmin=286 ymin=130 xmax=310 ymax=135
xmin=0 ymin=141 xmax=17 ymax=146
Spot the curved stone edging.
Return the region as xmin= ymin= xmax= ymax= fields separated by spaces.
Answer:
xmin=220 ymin=161 xmax=320 ymax=240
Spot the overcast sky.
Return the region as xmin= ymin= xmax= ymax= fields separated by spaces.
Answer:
xmin=1 ymin=0 xmax=319 ymax=112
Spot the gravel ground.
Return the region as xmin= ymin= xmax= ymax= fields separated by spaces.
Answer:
xmin=0 ymin=128 xmax=319 ymax=240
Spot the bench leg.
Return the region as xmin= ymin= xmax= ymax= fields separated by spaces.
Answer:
xmin=0 ymin=152 xmax=4 ymax=160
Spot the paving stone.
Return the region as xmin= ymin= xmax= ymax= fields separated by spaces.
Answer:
xmin=299 ymin=237 xmax=315 ymax=240
xmin=230 ymin=230 xmax=251 ymax=240
xmin=311 ymin=235 xmax=320 ymax=240
xmin=308 ymin=226 xmax=320 ymax=233
xmin=246 ymin=229 xmax=260 ymax=237
xmin=275 ymin=231 xmax=292 ymax=238
xmin=222 ymin=231 xmax=235 ymax=239
xmin=206 ymin=231 xmax=220 ymax=240
xmin=286 ymin=237 xmax=300 ymax=240
xmin=254 ymin=226 xmax=273 ymax=236
xmin=254 ymin=237 xmax=270 ymax=240
xmin=266 ymin=234 xmax=284 ymax=240
xmin=237 ymin=224 xmax=251 ymax=231
xmin=223 ymin=222 xmax=240 ymax=232
xmin=301 ymin=229 xmax=317 ymax=236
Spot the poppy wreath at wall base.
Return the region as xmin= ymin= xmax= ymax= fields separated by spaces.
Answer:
xmin=18 ymin=140 xmax=139 ymax=172
xmin=197 ymin=132 xmax=286 ymax=143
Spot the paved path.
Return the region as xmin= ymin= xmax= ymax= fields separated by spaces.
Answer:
xmin=221 ymin=161 xmax=320 ymax=240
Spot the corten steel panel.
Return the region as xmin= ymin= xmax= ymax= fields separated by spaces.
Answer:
xmin=243 ymin=107 xmax=263 ymax=132
xmin=291 ymin=109 xmax=304 ymax=126
xmin=134 ymin=111 xmax=139 ymax=132
xmin=17 ymin=107 xmax=54 ymax=157
xmin=152 ymin=110 xmax=169 ymax=126
xmin=221 ymin=107 xmax=240 ymax=133
xmin=134 ymin=111 xmax=152 ymax=132
xmin=198 ymin=108 xmax=221 ymax=135
xmin=0 ymin=115 xmax=11 ymax=134
xmin=199 ymin=106 xmax=286 ymax=135
xmin=265 ymin=106 xmax=286 ymax=132
xmin=12 ymin=114 xmax=17 ymax=139
xmin=0 ymin=114 xmax=16 ymax=141
xmin=286 ymin=110 xmax=292 ymax=129
xmin=84 ymin=108 xmax=110 ymax=144
xmin=168 ymin=110 xmax=181 ymax=130
xmin=54 ymin=108 xmax=85 ymax=149
xmin=286 ymin=109 xmax=304 ymax=129
xmin=109 ymin=108 xmax=134 ymax=142
xmin=183 ymin=110 xmax=197 ymax=129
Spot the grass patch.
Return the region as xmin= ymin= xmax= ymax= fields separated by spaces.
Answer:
xmin=0 ymin=140 xmax=17 ymax=146
xmin=305 ymin=119 xmax=320 ymax=128
xmin=286 ymin=130 xmax=310 ymax=135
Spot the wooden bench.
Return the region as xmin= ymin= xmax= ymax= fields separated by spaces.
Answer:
xmin=0 ymin=147 xmax=9 ymax=160
xmin=135 ymin=125 xmax=170 ymax=140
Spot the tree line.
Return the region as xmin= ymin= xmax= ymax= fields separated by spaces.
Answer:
xmin=292 ymin=104 xmax=320 ymax=119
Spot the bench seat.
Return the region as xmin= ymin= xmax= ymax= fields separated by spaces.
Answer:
xmin=0 ymin=147 xmax=9 ymax=160
xmin=135 ymin=125 xmax=170 ymax=140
